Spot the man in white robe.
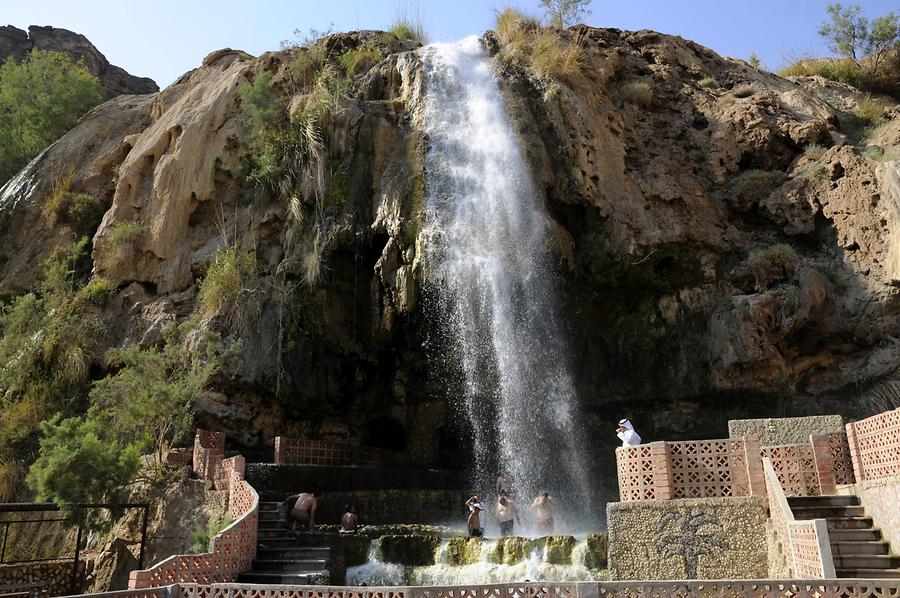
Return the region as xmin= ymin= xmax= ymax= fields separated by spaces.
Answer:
xmin=616 ymin=418 xmax=642 ymax=447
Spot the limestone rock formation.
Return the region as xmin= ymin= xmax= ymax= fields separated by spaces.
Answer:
xmin=0 ymin=25 xmax=158 ymax=97
xmin=0 ymin=26 xmax=898 ymax=506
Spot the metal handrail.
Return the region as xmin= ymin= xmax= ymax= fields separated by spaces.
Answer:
xmin=0 ymin=502 xmax=150 ymax=593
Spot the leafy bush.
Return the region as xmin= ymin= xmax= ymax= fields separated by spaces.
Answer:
xmin=238 ymin=71 xmax=280 ymax=131
xmin=0 ymin=50 xmax=104 ymax=184
xmin=855 ymin=94 xmax=894 ymax=123
xmin=198 ymin=245 xmax=259 ymax=324
xmin=44 ymin=172 xmax=105 ymax=233
xmin=818 ymin=3 xmax=899 ymax=75
xmin=339 ymin=44 xmax=384 ymax=78
xmin=189 ymin=513 xmax=234 ymax=553
xmin=390 ymin=21 xmax=426 ymax=44
xmin=26 ymin=414 xmax=141 ymax=530
xmin=619 ymin=81 xmax=653 ymax=107
xmin=104 ymin=220 xmax=146 ymax=246
xmin=729 ymin=170 xmax=786 ymax=211
xmin=699 ymin=76 xmax=719 ymax=88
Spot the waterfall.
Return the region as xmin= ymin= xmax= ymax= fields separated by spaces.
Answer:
xmin=419 ymin=36 xmax=591 ymax=524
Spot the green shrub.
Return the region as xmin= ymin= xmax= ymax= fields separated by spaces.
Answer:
xmin=389 ymin=21 xmax=426 ymax=44
xmin=0 ymin=50 xmax=104 ymax=184
xmin=198 ymin=245 xmax=259 ymax=324
xmin=862 ymin=146 xmax=897 ymax=161
xmin=619 ymin=81 xmax=653 ymax=107
xmin=729 ymin=169 xmax=786 ymax=211
xmin=495 ymin=7 xmax=539 ymax=51
xmin=290 ymin=45 xmax=328 ymax=88
xmin=26 ymin=414 xmax=141 ymax=531
xmin=855 ymin=94 xmax=894 ymax=124
xmin=699 ymin=76 xmax=719 ymax=89
xmin=238 ymin=71 xmax=280 ymax=131
xmin=529 ymin=29 xmax=584 ymax=81
xmin=189 ymin=513 xmax=234 ymax=553
xmin=779 ymin=57 xmax=874 ymax=91
xmin=803 ymin=143 xmax=827 ymax=159
xmin=339 ymin=44 xmax=384 ymax=78
xmin=105 ymin=220 xmax=145 ymax=246
xmin=45 ymin=173 xmax=105 ymax=233
xmin=747 ymin=243 xmax=798 ymax=290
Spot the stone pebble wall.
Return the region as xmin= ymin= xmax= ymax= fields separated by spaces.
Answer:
xmin=728 ymin=416 xmax=844 ymax=446
xmin=606 ymin=497 xmax=768 ymax=580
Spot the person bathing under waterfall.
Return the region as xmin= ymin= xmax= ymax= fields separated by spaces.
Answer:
xmin=341 ymin=504 xmax=358 ymax=535
xmin=616 ymin=418 xmax=642 ymax=447
xmin=465 ymin=496 xmax=485 ymax=537
xmin=496 ymin=493 xmax=520 ymax=537
xmin=286 ymin=492 xmax=317 ymax=531
xmin=531 ymin=492 xmax=557 ymax=533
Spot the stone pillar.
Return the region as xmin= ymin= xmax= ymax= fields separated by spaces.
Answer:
xmin=845 ymin=422 xmax=865 ymax=482
xmin=743 ymin=436 xmax=766 ymax=497
xmin=811 ymin=434 xmax=836 ymax=495
xmin=649 ymin=441 xmax=673 ymax=500
xmin=274 ymin=436 xmax=285 ymax=465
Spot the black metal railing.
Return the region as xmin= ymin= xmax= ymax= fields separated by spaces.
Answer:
xmin=0 ymin=502 xmax=149 ymax=594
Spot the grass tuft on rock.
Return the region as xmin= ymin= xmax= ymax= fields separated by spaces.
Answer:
xmin=198 ymin=245 xmax=259 ymax=325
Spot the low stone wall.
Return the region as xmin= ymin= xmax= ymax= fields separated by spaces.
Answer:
xmin=606 ymin=496 xmax=768 ymax=580
xmin=728 ymin=416 xmax=844 ymax=446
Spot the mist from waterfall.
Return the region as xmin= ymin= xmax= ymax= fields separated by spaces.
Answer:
xmin=420 ymin=36 xmax=591 ymax=526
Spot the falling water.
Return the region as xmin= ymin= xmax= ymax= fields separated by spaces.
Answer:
xmin=420 ymin=36 xmax=591 ymax=523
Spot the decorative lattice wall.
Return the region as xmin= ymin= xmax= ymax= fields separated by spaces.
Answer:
xmin=846 ymin=407 xmax=900 ymax=482
xmin=760 ymin=444 xmax=819 ymax=497
xmin=129 ymin=431 xmax=258 ymax=589
xmin=273 ymin=437 xmax=403 ymax=467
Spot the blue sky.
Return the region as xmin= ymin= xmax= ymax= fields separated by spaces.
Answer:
xmin=4 ymin=1 xmax=897 ymax=88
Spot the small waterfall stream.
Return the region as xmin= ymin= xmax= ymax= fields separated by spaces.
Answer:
xmin=420 ymin=36 xmax=591 ymax=518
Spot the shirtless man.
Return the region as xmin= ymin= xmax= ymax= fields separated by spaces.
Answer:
xmin=496 ymin=494 xmax=520 ymax=537
xmin=286 ymin=492 xmax=317 ymax=531
xmin=531 ymin=492 xmax=557 ymax=533
xmin=465 ymin=496 xmax=484 ymax=537
xmin=341 ymin=504 xmax=358 ymax=535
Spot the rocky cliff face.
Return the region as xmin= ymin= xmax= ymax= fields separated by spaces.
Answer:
xmin=0 ymin=25 xmax=158 ymax=97
xmin=0 ymin=28 xmax=897 ymax=492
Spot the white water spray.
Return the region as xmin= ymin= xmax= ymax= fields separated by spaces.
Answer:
xmin=420 ymin=36 xmax=591 ymax=520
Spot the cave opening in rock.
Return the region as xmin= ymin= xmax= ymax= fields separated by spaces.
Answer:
xmin=363 ymin=416 xmax=407 ymax=452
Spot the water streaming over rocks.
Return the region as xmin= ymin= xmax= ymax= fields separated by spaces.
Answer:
xmin=420 ymin=36 xmax=591 ymax=523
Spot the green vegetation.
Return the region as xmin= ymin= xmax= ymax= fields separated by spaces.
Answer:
xmin=803 ymin=143 xmax=827 ymax=159
xmin=389 ymin=21 xmax=425 ymax=44
xmin=339 ymin=44 xmax=384 ymax=78
xmin=747 ymin=244 xmax=798 ymax=290
xmin=618 ymin=81 xmax=653 ymax=107
xmin=729 ymin=169 xmax=785 ymax=210
xmin=698 ymin=76 xmax=719 ymax=89
xmin=748 ymin=52 xmax=764 ymax=70
xmin=539 ymin=0 xmax=592 ymax=28
xmin=26 ymin=414 xmax=141 ymax=530
xmin=104 ymin=219 xmax=146 ymax=246
xmin=0 ymin=50 xmax=104 ymax=184
xmin=818 ymin=3 xmax=898 ymax=75
xmin=855 ymin=94 xmax=894 ymax=123
xmin=198 ymin=244 xmax=259 ymax=325
xmin=189 ymin=513 xmax=234 ymax=553
xmin=44 ymin=171 xmax=105 ymax=233
xmin=495 ymin=9 xmax=584 ymax=82
xmin=0 ymin=239 xmax=106 ymax=501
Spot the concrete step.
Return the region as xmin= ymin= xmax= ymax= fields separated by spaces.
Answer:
xmin=787 ymin=495 xmax=860 ymax=508
xmin=829 ymin=529 xmax=883 ymax=542
xmin=259 ymin=510 xmax=282 ymax=520
xmin=835 ymin=568 xmax=900 ymax=579
xmin=792 ymin=505 xmax=866 ymax=519
xmin=256 ymin=546 xmax=331 ymax=558
xmin=830 ymin=541 xmax=890 ymax=556
xmin=256 ymin=537 xmax=312 ymax=549
xmin=826 ymin=517 xmax=875 ymax=530
xmin=237 ymin=570 xmax=329 ymax=584
xmin=833 ymin=555 xmax=900 ymax=570
xmin=251 ymin=558 xmax=329 ymax=572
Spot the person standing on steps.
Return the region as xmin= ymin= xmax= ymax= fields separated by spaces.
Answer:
xmin=286 ymin=491 xmax=317 ymax=531
xmin=465 ymin=495 xmax=485 ymax=537
xmin=340 ymin=504 xmax=358 ymax=535
xmin=496 ymin=493 xmax=520 ymax=537
xmin=531 ymin=492 xmax=557 ymax=534
xmin=616 ymin=418 xmax=642 ymax=447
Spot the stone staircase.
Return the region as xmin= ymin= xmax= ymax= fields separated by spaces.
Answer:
xmin=788 ymin=495 xmax=900 ymax=579
xmin=237 ymin=500 xmax=331 ymax=584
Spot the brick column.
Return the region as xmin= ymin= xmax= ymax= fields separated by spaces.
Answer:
xmin=845 ymin=422 xmax=865 ymax=483
xmin=649 ymin=441 xmax=673 ymax=500
xmin=743 ymin=436 xmax=766 ymax=497
xmin=810 ymin=434 xmax=836 ymax=495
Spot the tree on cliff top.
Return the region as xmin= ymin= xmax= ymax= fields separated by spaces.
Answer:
xmin=0 ymin=50 xmax=103 ymax=184
xmin=818 ymin=3 xmax=899 ymax=73
xmin=540 ymin=0 xmax=592 ymax=28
